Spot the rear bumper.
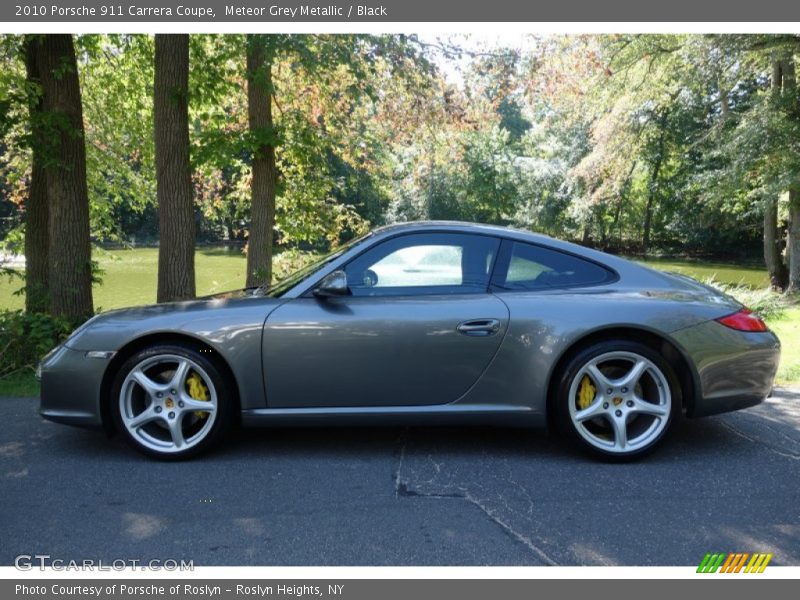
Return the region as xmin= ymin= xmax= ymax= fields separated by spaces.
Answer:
xmin=671 ymin=320 xmax=781 ymax=418
xmin=38 ymin=345 xmax=108 ymax=429
xmin=688 ymin=392 xmax=766 ymax=418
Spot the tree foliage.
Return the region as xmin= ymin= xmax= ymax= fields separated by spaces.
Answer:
xmin=3 ymin=33 xmax=800 ymax=311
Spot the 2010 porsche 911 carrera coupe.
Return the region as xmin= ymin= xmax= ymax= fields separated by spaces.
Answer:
xmin=38 ymin=222 xmax=781 ymax=460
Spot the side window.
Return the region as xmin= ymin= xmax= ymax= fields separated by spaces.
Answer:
xmin=344 ymin=233 xmax=500 ymax=296
xmin=497 ymin=241 xmax=615 ymax=290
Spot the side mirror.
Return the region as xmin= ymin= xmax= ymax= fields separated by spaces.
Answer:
xmin=313 ymin=270 xmax=349 ymax=298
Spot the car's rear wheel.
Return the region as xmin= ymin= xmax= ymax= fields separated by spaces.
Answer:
xmin=111 ymin=344 xmax=234 ymax=459
xmin=555 ymin=340 xmax=679 ymax=460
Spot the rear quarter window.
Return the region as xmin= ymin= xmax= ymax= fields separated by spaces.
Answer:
xmin=496 ymin=241 xmax=616 ymax=290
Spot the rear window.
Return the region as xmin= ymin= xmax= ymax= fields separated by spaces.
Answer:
xmin=496 ymin=242 xmax=615 ymax=290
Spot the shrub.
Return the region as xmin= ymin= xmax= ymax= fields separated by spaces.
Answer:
xmin=0 ymin=310 xmax=77 ymax=378
xmin=272 ymin=249 xmax=322 ymax=281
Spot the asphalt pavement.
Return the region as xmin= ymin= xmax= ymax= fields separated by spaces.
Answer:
xmin=1 ymin=389 xmax=799 ymax=566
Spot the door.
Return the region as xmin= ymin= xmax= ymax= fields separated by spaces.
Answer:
xmin=263 ymin=232 xmax=509 ymax=408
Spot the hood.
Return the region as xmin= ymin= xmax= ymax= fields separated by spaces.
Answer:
xmin=63 ymin=290 xmax=281 ymax=351
xmin=82 ymin=288 xmax=260 ymax=322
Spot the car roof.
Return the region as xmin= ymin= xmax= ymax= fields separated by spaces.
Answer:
xmin=372 ymin=220 xmax=611 ymax=259
xmin=372 ymin=220 xmax=553 ymax=242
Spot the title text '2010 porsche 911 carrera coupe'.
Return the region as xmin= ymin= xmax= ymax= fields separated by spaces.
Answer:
xmin=38 ymin=222 xmax=781 ymax=460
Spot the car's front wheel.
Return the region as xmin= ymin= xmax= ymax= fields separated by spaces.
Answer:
xmin=111 ymin=344 xmax=234 ymax=459
xmin=555 ymin=340 xmax=679 ymax=460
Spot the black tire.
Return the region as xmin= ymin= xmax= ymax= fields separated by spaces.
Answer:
xmin=554 ymin=340 xmax=680 ymax=461
xmin=110 ymin=343 xmax=235 ymax=460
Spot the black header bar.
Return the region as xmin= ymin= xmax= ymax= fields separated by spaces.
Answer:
xmin=3 ymin=0 xmax=800 ymax=23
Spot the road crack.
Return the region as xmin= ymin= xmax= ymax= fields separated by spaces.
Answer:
xmin=393 ymin=433 xmax=558 ymax=565
xmin=720 ymin=421 xmax=800 ymax=460
xmin=462 ymin=491 xmax=558 ymax=565
xmin=393 ymin=428 xmax=408 ymax=498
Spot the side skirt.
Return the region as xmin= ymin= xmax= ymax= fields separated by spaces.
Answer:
xmin=240 ymin=403 xmax=544 ymax=428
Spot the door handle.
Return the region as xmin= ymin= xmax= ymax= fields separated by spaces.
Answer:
xmin=457 ymin=319 xmax=502 ymax=337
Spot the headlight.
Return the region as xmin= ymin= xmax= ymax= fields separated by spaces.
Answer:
xmin=37 ymin=344 xmax=66 ymax=380
xmin=39 ymin=343 xmax=63 ymax=365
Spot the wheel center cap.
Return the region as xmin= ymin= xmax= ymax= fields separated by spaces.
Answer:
xmin=165 ymin=397 xmax=175 ymax=408
xmin=612 ymin=396 xmax=623 ymax=406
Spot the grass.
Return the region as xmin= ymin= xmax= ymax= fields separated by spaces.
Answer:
xmin=636 ymin=257 xmax=770 ymax=289
xmin=0 ymin=247 xmax=249 ymax=312
xmin=0 ymin=370 xmax=40 ymax=396
xmin=770 ymin=306 xmax=800 ymax=385
xmin=0 ymin=248 xmax=797 ymax=395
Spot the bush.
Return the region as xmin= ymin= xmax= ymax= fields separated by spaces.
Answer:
xmin=0 ymin=310 xmax=77 ymax=378
xmin=272 ymin=249 xmax=322 ymax=281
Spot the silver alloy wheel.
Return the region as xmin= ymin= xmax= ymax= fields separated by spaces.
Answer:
xmin=119 ymin=354 xmax=218 ymax=454
xmin=567 ymin=351 xmax=671 ymax=454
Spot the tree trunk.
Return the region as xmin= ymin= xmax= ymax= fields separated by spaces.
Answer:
xmin=772 ymin=59 xmax=782 ymax=95
xmin=154 ymin=34 xmax=195 ymax=302
xmin=769 ymin=56 xmax=799 ymax=291
xmin=643 ymin=113 xmax=668 ymax=257
xmin=764 ymin=196 xmax=788 ymax=290
xmin=22 ymin=36 xmax=50 ymax=313
xmin=781 ymin=58 xmax=800 ymax=292
xmin=719 ymin=82 xmax=730 ymax=120
xmin=426 ymin=143 xmax=435 ymax=219
xmin=245 ymin=34 xmax=278 ymax=288
xmin=642 ymin=162 xmax=661 ymax=258
xmin=581 ymin=218 xmax=591 ymax=246
xmin=613 ymin=161 xmax=637 ymax=249
xmin=642 ymin=195 xmax=654 ymax=257
xmin=36 ymin=34 xmax=93 ymax=320
xmin=788 ymin=189 xmax=800 ymax=293
xmin=781 ymin=58 xmax=796 ymax=93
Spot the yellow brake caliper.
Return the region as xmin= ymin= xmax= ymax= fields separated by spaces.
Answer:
xmin=577 ymin=375 xmax=596 ymax=410
xmin=186 ymin=372 xmax=210 ymax=419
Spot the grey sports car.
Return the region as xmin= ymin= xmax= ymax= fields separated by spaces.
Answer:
xmin=39 ymin=221 xmax=780 ymax=460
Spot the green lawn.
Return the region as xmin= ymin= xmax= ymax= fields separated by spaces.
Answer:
xmin=0 ymin=370 xmax=39 ymax=396
xmin=770 ymin=306 xmax=800 ymax=385
xmin=0 ymin=249 xmax=797 ymax=395
xmin=0 ymin=249 xmax=778 ymax=312
xmin=0 ymin=247 xmax=249 ymax=312
xmin=636 ymin=257 xmax=770 ymax=289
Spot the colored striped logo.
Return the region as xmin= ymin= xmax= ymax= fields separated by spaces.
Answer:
xmin=697 ymin=552 xmax=773 ymax=573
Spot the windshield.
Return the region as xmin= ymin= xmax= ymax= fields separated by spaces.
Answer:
xmin=259 ymin=232 xmax=373 ymax=298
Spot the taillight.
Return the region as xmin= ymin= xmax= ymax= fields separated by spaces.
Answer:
xmin=716 ymin=308 xmax=768 ymax=332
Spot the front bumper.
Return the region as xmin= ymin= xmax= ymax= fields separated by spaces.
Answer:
xmin=671 ymin=320 xmax=781 ymax=418
xmin=39 ymin=345 xmax=110 ymax=429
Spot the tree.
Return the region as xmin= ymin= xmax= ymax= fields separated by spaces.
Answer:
xmin=234 ymin=35 xmax=433 ymax=283
xmin=245 ymin=34 xmax=278 ymax=288
xmin=21 ymin=36 xmax=48 ymax=313
xmin=703 ymin=35 xmax=800 ymax=290
xmin=778 ymin=56 xmax=800 ymax=293
xmin=641 ymin=106 xmax=671 ymax=257
xmin=9 ymin=32 xmax=799 ymax=307
xmin=765 ymin=58 xmax=791 ymax=289
xmin=154 ymin=34 xmax=195 ymax=302
xmin=35 ymin=34 xmax=94 ymax=319
xmin=78 ymin=35 xmax=157 ymax=243
xmin=535 ymin=35 xmax=777 ymax=259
